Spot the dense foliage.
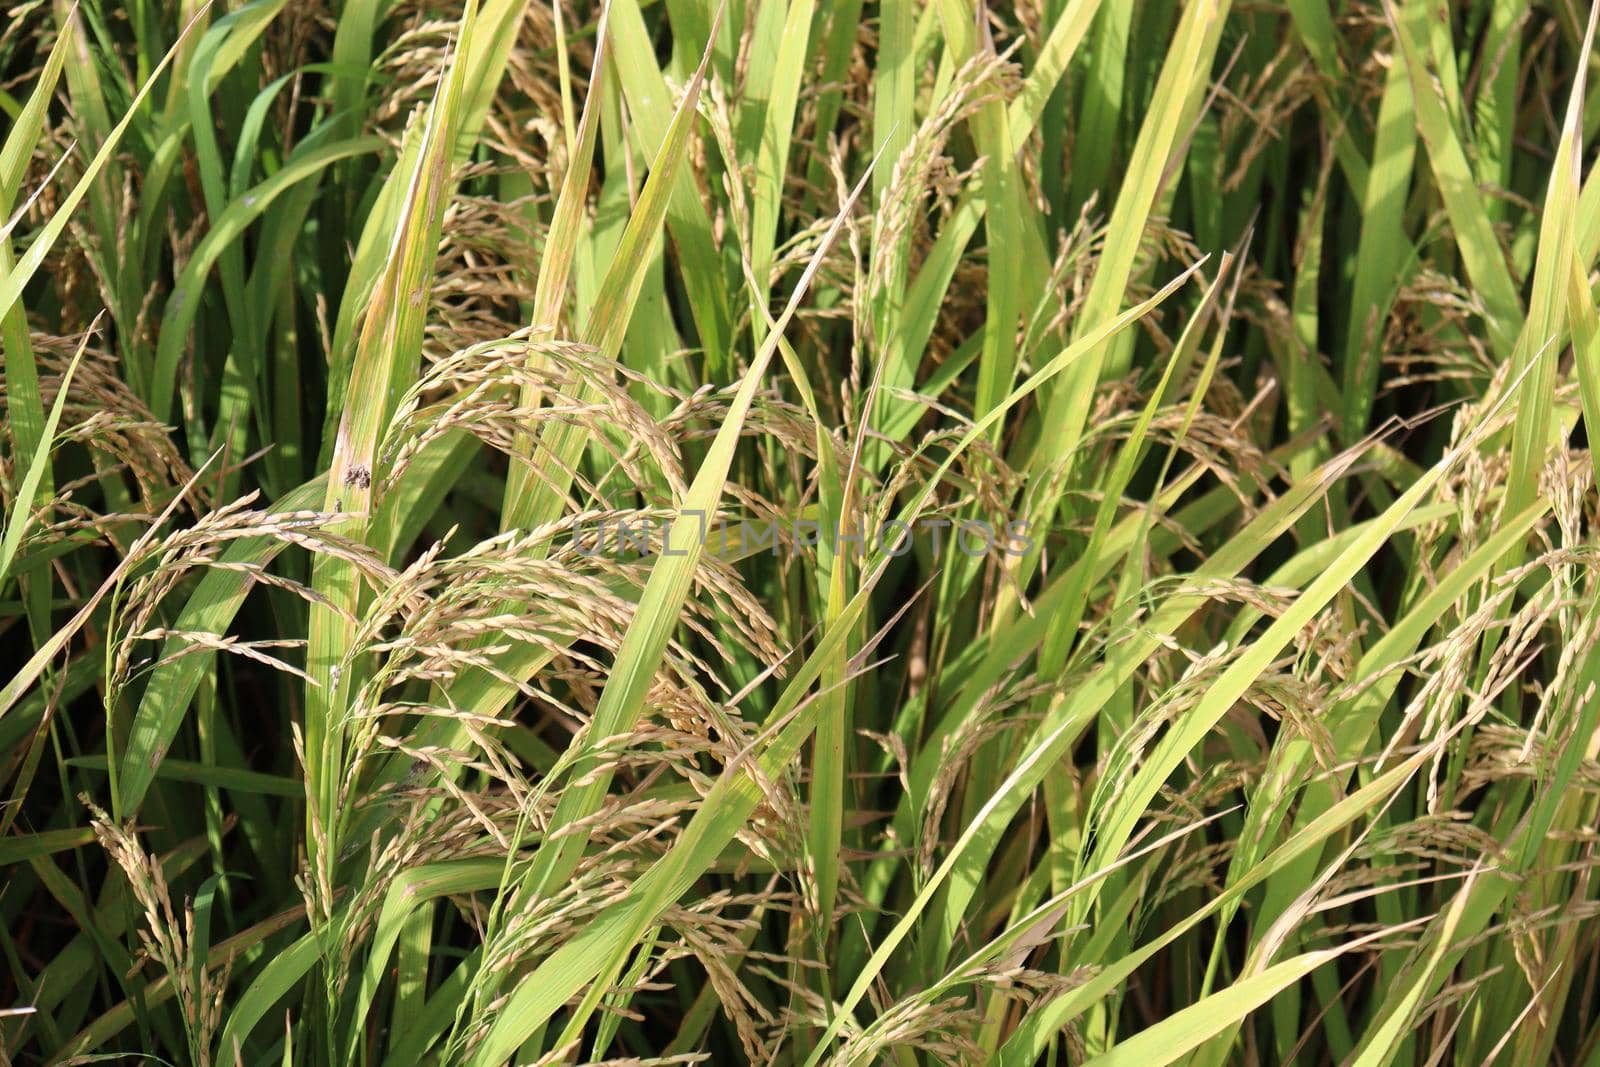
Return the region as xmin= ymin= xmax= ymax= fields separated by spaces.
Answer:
xmin=5 ymin=0 xmax=1600 ymax=1063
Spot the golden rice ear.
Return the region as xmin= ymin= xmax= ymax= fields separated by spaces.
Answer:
xmin=84 ymin=795 xmax=234 ymax=1064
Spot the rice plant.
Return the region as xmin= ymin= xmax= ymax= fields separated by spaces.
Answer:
xmin=5 ymin=0 xmax=1600 ymax=1063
